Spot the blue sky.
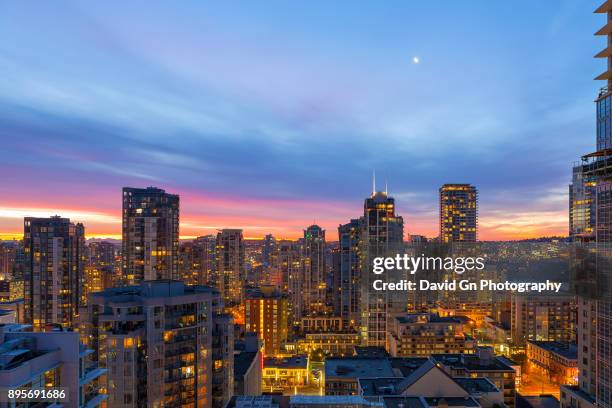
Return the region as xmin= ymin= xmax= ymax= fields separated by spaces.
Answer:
xmin=0 ymin=0 xmax=603 ymax=239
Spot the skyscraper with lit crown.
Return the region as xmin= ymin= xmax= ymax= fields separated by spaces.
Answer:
xmin=360 ymin=179 xmax=404 ymax=347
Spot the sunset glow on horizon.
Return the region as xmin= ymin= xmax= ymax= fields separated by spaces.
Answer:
xmin=0 ymin=186 xmax=568 ymax=241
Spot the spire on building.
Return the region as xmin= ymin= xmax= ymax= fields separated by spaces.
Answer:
xmin=372 ymin=169 xmax=376 ymax=195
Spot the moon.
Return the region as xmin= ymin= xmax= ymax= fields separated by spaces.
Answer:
xmin=412 ymin=56 xmax=420 ymax=64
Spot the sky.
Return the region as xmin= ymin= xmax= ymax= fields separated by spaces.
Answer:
xmin=0 ymin=1 xmax=605 ymax=240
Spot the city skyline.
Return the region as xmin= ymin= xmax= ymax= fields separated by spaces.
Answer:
xmin=1 ymin=182 xmax=530 ymax=242
xmin=0 ymin=1 xmax=603 ymax=240
xmin=0 ymin=2 xmax=608 ymax=408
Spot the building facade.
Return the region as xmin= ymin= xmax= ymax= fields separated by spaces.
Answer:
xmin=244 ymin=286 xmax=289 ymax=356
xmin=338 ymin=219 xmax=362 ymax=330
xmin=302 ymin=225 xmax=326 ymax=316
xmin=122 ymin=187 xmax=180 ymax=283
xmin=216 ymin=229 xmax=245 ymax=306
xmin=570 ymin=165 xmax=597 ymax=242
xmin=88 ymin=280 xmax=234 ymax=408
xmin=510 ymin=292 xmax=575 ymax=346
xmin=274 ymin=240 xmax=304 ymax=324
xmin=439 ymin=184 xmax=477 ymax=243
xmin=0 ymin=324 xmax=107 ymax=408
xmin=388 ymin=314 xmax=476 ymax=357
xmin=179 ymin=235 xmax=217 ymax=286
xmin=23 ymin=216 xmax=85 ymax=331
xmin=526 ymin=341 xmax=578 ymax=386
xmin=360 ymin=190 xmax=405 ymax=347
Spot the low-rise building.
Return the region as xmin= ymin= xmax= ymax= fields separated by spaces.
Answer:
xmin=433 ymin=347 xmax=517 ymax=408
xmin=301 ymin=316 xmax=344 ymax=333
xmin=358 ymin=359 xmax=503 ymax=408
xmin=296 ymin=331 xmax=361 ymax=357
xmin=262 ymin=355 xmax=309 ymax=393
xmin=291 ymin=395 xmax=383 ymax=408
xmin=516 ymin=394 xmax=559 ymax=408
xmin=388 ymin=314 xmax=476 ymax=357
xmin=559 ymin=385 xmax=596 ymax=408
xmin=325 ymin=358 xmax=395 ymax=396
xmin=526 ymin=341 xmax=578 ymax=386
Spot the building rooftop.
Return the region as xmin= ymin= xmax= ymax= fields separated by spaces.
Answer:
xmin=381 ymin=396 xmax=428 ymax=408
xmin=453 ymin=377 xmax=499 ymax=394
xmin=517 ymin=395 xmax=559 ymax=408
xmin=395 ymin=314 xmax=472 ymax=325
xmin=325 ymin=358 xmax=395 ymax=379
xmin=92 ymin=280 xmax=219 ymax=299
xmin=354 ymin=346 xmax=390 ymax=358
xmin=359 ymin=377 xmax=405 ymax=396
xmin=424 ymin=397 xmax=480 ymax=408
xmin=264 ymin=355 xmax=307 ymax=369
xmin=245 ymin=286 xmax=285 ymax=299
xmin=432 ymin=353 xmax=515 ymax=372
xmin=527 ymin=341 xmax=577 ymax=360
xmin=559 ymin=385 xmax=596 ymax=404
xmin=388 ymin=357 xmax=431 ymax=377
xmin=234 ymin=351 xmax=259 ymax=380
xmin=229 ymin=395 xmax=288 ymax=408
xmin=290 ymin=395 xmax=383 ymax=406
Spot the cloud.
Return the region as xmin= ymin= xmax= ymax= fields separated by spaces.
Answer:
xmin=0 ymin=1 xmax=598 ymax=240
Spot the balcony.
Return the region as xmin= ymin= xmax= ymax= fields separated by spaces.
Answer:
xmin=83 ymin=392 xmax=108 ymax=408
xmin=79 ymin=365 xmax=107 ymax=386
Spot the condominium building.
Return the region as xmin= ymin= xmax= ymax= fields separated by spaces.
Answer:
xmin=0 ymin=242 xmax=17 ymax=277
xmin=569 ymin=165 xmax=596 ymax=242
xmin=122 ymin=187 xmax=180 ymax=283
xmin=0 ymin=324 xmax=106 ymax=408
xmin=439 ymin=184 xmax=477 ymax=243
xmin=576 ymin=296 xmax=597 ymax=396
xmin=274 ymin=240 xmax=303 ymax=324
xmin=216 ymin=229 xmax=245 ymax=306
xmin=23 ymin=216 xmax=85 ymax=331
xmin=360 ymin=189 xmax=405 ymax=347
xmin=338 ymin=219 xmax=362 ymax=329
xmin=590 ymin=3 xmax=612 ymax=406
xmin=179 ymin=235 xmax=217 ymax=286
xmin=302 ymin=225 xmax=327 ymax=316
xmin=244 ymin=286 xmax=289 ymax=356
xmin=510 ymin=292 xmax=575 ymax=345
xmin=86 ymin=241 xmax=120 ymax=291
xmin=88 ymin=280 xmax=234 ymax=408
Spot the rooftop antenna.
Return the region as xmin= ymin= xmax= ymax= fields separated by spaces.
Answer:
xmin=385 ymin=180 xmax=388 ymax=195
xmin=372 ymin=169 xmax=376 ymax=195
